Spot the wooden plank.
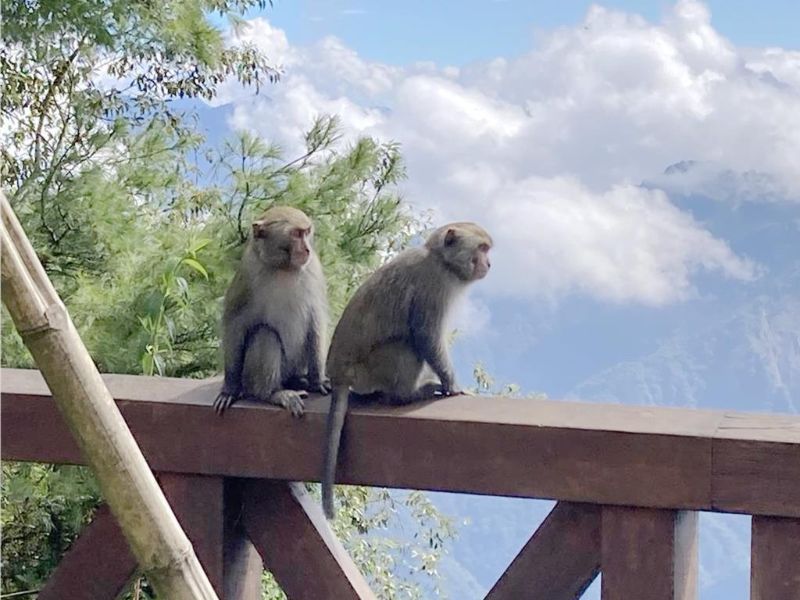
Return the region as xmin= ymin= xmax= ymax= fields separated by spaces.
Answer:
xmin=601 ymin=507 xmax=697 ymax=600
xmin=241 ymin=479 xmax=376 ymax=600
xmin=712 ymin=413 xmax=800 ymax=517
xmin=4 ymin=368 xmax=800 ymax=516
xmin=751 ymin=516 xmax=800 ymax=600
xmin=485 ymin=502 xmax=600 ymax=600
xmin=223 ymin=480 xmax=264 ymax=600
xmin=38 ymin=504 xmax=137 ymax=600
xmin=158 ymin=473 xmax=225 ymax=596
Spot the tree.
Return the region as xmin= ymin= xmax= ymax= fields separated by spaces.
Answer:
xmin=1 ymin=2 xmax=455 ymax=598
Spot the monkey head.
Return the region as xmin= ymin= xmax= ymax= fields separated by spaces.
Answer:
xmin=251 ymin=206 xmax=315 ymax=270
xmin=426 ymin=222 xmax=493 ymax=282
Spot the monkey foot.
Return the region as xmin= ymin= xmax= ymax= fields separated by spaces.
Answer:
xmin=286 ymin=376 xmax=331 ymax=395
xmin=214 ymin=391 xmax=239 ymax=415
xmin=308 ymin=378 xmax=332 ymax=395
xmin=271 ymin=389 xmax=307 ymax=418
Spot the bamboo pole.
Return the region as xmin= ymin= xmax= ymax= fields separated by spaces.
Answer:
xmin=0 ymin=192 xmax=219 ymax=600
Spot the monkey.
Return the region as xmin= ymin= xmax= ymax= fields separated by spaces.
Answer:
xmin=214 ymin=206 xmax=331 ymax=416
xmin=320 ymin=222 xmax=493 ymax=518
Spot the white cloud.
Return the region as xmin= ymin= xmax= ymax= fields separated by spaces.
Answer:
xmin=211 ymin=0 xmax=800 ymax=305
xmin=477 ymin=176 xmax=758 ymax=305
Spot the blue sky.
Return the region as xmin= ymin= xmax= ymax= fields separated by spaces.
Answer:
xmin=201 ymin=2 xmax=799 ymax=597
xmin=237 ymin=0 xmax=800 ymax=66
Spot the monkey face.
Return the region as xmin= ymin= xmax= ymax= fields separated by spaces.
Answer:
xmin=433 ymin=223 xmax=493 ymax=282
xmin=287 ymin=227 xmax=313 ymax=269
xmin=470 ymin=243 xmax=491 ymax=280
xmin=251 ymin=216 xmax=315 ymax=271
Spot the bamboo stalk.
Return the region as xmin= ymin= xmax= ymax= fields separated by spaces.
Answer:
xmin=0 ymin=192 xmax=219 ymax=600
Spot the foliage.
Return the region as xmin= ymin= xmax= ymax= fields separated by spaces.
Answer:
xmin=472 ymin=363 xmax=548 ymax=400
xmin=1 ymin=463 xmax=100 ymax=593
xmin=1 ymin=1 xmax=454 ymax=597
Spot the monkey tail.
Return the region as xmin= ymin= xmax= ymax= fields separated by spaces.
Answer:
xmin=322 ymin=385 xmax=349 ymax=519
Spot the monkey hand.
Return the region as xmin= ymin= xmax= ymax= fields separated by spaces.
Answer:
xmin=439 ymin=379 xmax=465 ymax=397
xmin=214 ymin=388 xmax=240 ymax=415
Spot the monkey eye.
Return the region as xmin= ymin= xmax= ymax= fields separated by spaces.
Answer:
xmin=478 ymin=243 xmax=490 ymax=252
xmin=291 ymin=227 xmax=310 ymax=239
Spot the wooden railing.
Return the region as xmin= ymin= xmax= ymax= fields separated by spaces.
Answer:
xmin=2 ymin=367 xmax=799 ymax=599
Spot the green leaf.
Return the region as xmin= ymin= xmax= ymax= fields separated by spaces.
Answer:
xmin=180 ymin=257 xmax=208 ymax=279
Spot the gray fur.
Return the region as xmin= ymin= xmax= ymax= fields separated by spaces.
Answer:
xmin=215 ymin=208 xmax=330 ymax=415
xmin=321 ymin=222 xmax=492 ymax=518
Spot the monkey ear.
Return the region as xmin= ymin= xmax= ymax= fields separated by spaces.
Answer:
xmin=444 ymin=228 xmax=458 ymax=247
xmin=252 ymin=221 xmax=268 ymax=239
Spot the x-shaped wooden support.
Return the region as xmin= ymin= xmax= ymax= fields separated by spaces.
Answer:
xmin=37 ymin=475 xmax=375 ymax=600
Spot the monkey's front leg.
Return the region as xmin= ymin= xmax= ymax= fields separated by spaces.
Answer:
xmin=215 ymin=318 xmax=247 ymax=414
xmin=411 ymin=326 xmax=462 ymax=397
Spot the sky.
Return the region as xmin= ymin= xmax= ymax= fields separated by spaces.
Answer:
xmin=228 ymin=0 xmax=800 ymax=66
xmin=199 ymin=2 xmax=799 ymax=598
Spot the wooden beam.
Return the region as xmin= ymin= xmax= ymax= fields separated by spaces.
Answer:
xmin=38 ymin=504 xmax=137 ymax=600
xmin=600 ymin=507 xmax=697 ymax=600
xmin=158 ymin=473 xmax=225 ymax=597
xmin=713 ymin=413 xmax=800 ymax=516
xmin=751 ymin=516 xmax=800 ymax=600
xmin=485 ymin=502 xmax=600 ymax=600
xmin=223 ymin=479 xmax=265 ymax=600
xmin=241 ymin=479 xmax=376 ymax=600
xmin=3 ymin=368 xmax=800 ymax=516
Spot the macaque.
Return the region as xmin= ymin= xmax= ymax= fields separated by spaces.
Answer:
xmin=321 ymin=222 xmax=493 ymax=517
xmin=215 ymin=206 xmax=330 ymax=416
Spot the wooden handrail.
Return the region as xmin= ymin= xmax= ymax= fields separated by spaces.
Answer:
xmin=3 ymin=367 xmax=798 ymax=518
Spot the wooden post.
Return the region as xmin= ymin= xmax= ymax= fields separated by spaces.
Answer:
xmin=158 ymin=474 xmax=226 ymax=596
xmin=223 ymin=479 xmax=265 ymax=600
xmin=601 ymin=506 xmax=697 ymax=600
xmin=0 ymin=193 xmax=218 ymax=599
xmin=751 ymin=516 xmax=800 ymax=600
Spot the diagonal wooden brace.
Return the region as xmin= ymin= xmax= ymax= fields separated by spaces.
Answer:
xmin=485 ymin=502 xmax=601 ymax=600
xmin=37 ymin=504 xmax=138 ymax=600
xmin=240 ymin=479 xmax=376 ymax=600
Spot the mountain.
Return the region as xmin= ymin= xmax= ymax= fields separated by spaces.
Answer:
xmin=428 ymin=169 xmax=799 ymax=599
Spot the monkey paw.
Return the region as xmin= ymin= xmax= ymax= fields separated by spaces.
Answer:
xmin=271 ymin=389 xmax=307 ymax=418
xmin=214 ymin=391 xmax=239 ymax=415
xmin=308 ymin=378 xmax=332 ymax=395
xmin=439 ymin=384 xmax=465 ymax=397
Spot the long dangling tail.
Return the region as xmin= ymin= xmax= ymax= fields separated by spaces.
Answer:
xmin=322 ymin=385 xmax=349 ymax=519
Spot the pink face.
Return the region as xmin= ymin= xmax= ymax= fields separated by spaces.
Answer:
xmin=289 ymin=227 xmax=312 ymax=269
xmin=471 ymin=243 xmax=491 ymax=280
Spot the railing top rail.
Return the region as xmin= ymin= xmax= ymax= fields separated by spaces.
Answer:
xmin=2 ymin=368 xmax=799 ymax=517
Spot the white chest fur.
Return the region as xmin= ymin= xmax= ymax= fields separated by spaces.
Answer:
xmin=249 ymin=267 xmax=313 ymax=363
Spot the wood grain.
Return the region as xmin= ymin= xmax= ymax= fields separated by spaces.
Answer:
xmin=485 ymin=502 xmax=600 ymax=599
xmin=601 ymin=507 xmax=697 ymax=600
xmin=3 ymin=368 xmax=799 ymax=516
xmin=241 ymin=479 xmax=375 ymax=600
xmin=751 ymin=516 xmax=800 ymax=600
xmin=37 ymin=504 xmax=137 ymax=600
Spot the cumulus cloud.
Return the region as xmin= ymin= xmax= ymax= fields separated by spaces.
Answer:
xmin=211 ymin=0 xmax=798 ymax=305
